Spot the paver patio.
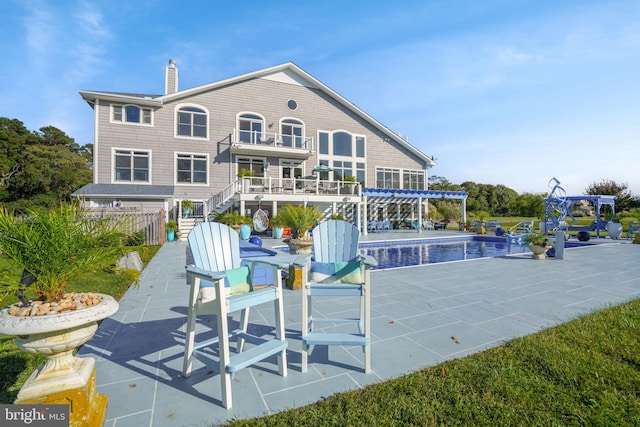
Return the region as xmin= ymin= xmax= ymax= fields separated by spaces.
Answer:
xmin=79 ymin=232 xmax=640 ymax=426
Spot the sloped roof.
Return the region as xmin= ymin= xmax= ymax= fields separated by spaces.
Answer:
xmin=79 ymin=62 xmax=435 ymax=166
xmin=73 ymin=184 xmax=174 ymax=198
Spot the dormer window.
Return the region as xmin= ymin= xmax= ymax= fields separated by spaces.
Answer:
xmin=112 ymin=104 xmax=152 ymax=125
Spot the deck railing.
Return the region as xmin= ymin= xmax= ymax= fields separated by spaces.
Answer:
xmin=233 ymin=129 xmax=314 ymax=152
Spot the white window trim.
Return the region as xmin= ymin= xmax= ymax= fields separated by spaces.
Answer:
xmin=317 ymin=129 xmax=366 ymax=184
xmin=111 ymin=147 xmax=152 ymax=184
xmin=402 ymin=169 xmax=426 ymax=190
xmin=235 ymin=155 xmax=268 ymax=176
xmin=278 ymin=158 xmax=305 ymax=179
xmin=174 ymin=103 xmax=210 ymax=141
xmin=174 ymin=151 xmax=210 ymax=186
xmin=236 ymin=112 xmax=266 ymax=143
xmin=110 ymin=104 xmax=154 ymax=126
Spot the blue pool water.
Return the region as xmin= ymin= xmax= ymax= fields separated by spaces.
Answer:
xmin=361 ymin=237 xmax=530 ymax=269
xmin=271 ymin=236 xmax=592 ymax=270
xmin=360 ymin=236 xmax=591 ymax=269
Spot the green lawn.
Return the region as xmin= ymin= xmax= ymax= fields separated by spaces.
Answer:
xmin=0 ymin=245 xmax=160 ymax=403
xmin=229 ymin=299 xmax=640 ymax=426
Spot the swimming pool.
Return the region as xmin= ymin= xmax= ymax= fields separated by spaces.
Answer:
xmin=360 ymin=236 xmax=590 ymax=269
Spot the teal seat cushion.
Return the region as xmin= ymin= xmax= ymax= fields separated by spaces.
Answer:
xmin=310 ymin=261 xmax=362 ymax=284
xmin=224 ymin=265 xmax=252 ymax=295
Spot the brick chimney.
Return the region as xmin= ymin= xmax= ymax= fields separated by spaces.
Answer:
xmin=165 ymin=59 xmax=178 ymax=95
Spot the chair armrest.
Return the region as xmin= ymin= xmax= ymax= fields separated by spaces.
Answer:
xmin=244 ymin=254 xmax=295 ymax=270
xmin=292 ymin=254 xmax=312 ymax=267
xmin=185 ymin=265 xmax=226 ymax=281
xmin=357 ymin=254 xmax=378 ymax=268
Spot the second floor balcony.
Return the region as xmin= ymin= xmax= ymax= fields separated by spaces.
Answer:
xmin=231 ymin=129 xmax=314 ymax=159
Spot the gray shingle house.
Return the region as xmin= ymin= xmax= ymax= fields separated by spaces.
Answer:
xmin=76 ymin=61 xmax=440 ymax=232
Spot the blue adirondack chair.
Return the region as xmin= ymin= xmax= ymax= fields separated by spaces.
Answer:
xmin=183 ymin=222 xmax=289 ymax=409
xmin=300 ymin=220 xmax=377 ymax=373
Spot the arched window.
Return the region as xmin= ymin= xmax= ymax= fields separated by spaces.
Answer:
xmin=317 ymin=130 xmax=366 ymax=184
xmin=111 ymin=104 xmax=152 ymax=125
xmin=237 ymin=113 xmax=264 ymax=144
xmin=280 ymin=118 xmax=304 ymax=148
xmin=176 ymin=105 xmax=208 ymax=139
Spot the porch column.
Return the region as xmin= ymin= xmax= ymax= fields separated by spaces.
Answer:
xmin=240 ymin=200 xmax=246 ymax=216
xmin=417 ymin=197 xmax=423 ymax=233
xmin=356 ymin=200 xmax=362 ymax=233
xmin=362 ymin=196 xmax=368 ymax=236
xmin=461 ymin=198 xmax=467 ymax=225
xmin=272 ymin=201 xmax=278 ymax=217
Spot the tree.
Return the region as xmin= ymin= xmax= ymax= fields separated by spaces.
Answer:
xmin=510 ymin=193 xmax=546 ymax=218
xmin=585 ymin=179 xmax=636 ymax=212
xmin=0 ymin=117 xmax=92 ymax=210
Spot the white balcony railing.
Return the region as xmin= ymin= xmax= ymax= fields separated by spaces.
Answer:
xmin=237 ymin=176 xmax=360 ymax=196
xmin=233 ymin=129 xmax=314 ymax=152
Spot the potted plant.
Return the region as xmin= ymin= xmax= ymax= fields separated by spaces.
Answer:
xmin=475 ymin=211 xmax=489 ymax=234
xmin=278 ymin=204 xmax=323 ymax=254
xmin=343 ymin=175 xmax=358 ymax=194
xmin=606 ymin=214 xmax=623 ymax=240
xmin=166 ymin=220 xmax=178 ymax=241
xmin=0 ymin=203 xmax=130 ymax=422
xmin=523 ymin=231 xmax=550 ymax=259
xmin=269 ymin=214 xmax=286 ymax=239
xmin=215 ymin=211 xmax=252 ymax=235
xmin=238 ymin=168 xmax=255 ymax=192
xmin=181 ymin=200 xmax=193 ymax=218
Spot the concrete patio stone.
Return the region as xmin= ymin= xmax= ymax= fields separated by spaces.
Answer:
xmin=74 ymin=231 xmax=639 ymax=426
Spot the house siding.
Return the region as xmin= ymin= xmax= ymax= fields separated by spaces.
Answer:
xmin=87 ymin=64 xmax=431 ymax=209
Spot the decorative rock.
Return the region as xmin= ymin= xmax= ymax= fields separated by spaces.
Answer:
xmin=5 ymin=293 xmax=103 ymax=317
xmin=117 ymin=251 xmax=144 ymax=272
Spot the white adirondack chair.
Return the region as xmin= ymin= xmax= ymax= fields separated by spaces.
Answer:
xmin=300 ymin=220 xmax=377 ymax=373
xmin=183 ymin=222 xmax=288 ymax=409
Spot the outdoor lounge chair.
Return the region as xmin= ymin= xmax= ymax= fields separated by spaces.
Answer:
xmin=434 ymin=220 xmax=448 ymax=230
xmin=183 ymin=222 xmax=288 ymax=409
xmin=300 ymin=220 xmax=377 ymax=373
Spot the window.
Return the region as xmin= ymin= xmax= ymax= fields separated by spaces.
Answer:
xmin=403 ymin=170 xmax=425 ymax=190
xmin=376 ymin=167 xmax=401 ymax=189
xmin=281 ymin=118 xmax=304 ymax=148
xmin=237 ymin=157 xmax=265 ymax=177
xmin=281 ymin=160 xmax=303 ymax=179
xmin=111 ymin=104 xmax=152 ymax=125
xmin=177 ymin=106 xmax=207 ymax=138
xmin=114 ymin=149 xmax=150 ymax=182
xmin=318 ymin=130 xmax=366 ymax=184
xmin=376 ymin=168 xmax=424 ymax=189
xmin=237 ymin=113 xmax=264 ymax=144
xmin=333 ymin=132 xmax=352 ymax=156
xmin=319 ymin=132 xmax=329 ymax=155
xmin=287 ymin=99 xmax=298 ymax=110
xmin=176 ymin=153 xmax=208 ymax=184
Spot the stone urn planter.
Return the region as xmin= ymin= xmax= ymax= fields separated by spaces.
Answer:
xmin=606 ymin=221 xmax=623 ymax=239
xmin=284 ymin=238 xmax=314 ymax=254
xmin=528 ymin=244 xmax=550 ymax=260
xmin=0 ymin=293 xmax=119 ymax=426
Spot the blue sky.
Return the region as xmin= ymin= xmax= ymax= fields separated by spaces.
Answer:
xmin=1 ymin=0 xmax=639 ymax=195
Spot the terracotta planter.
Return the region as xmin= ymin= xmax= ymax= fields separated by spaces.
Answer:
xmin=0 ymin=294 xmax=119 ymax=425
